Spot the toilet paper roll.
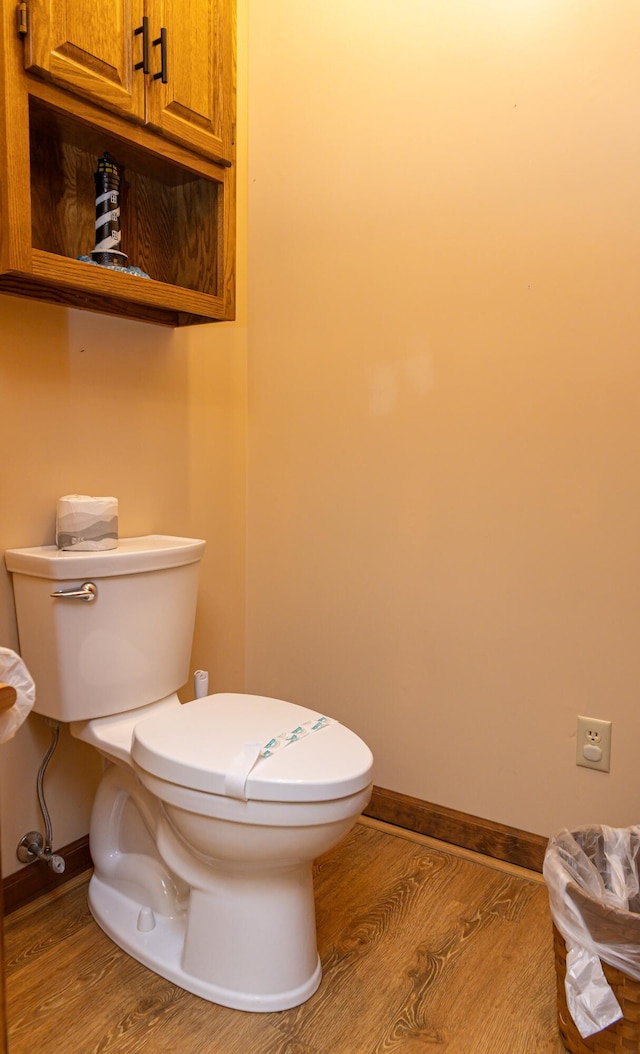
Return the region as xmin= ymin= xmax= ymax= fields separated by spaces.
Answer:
xmin=56 ymin=494 xmax=118 ymax=551
xmin=0 ymin=647 xmax=36 ymax=744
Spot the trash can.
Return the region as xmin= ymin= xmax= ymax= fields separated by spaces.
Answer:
xmin=543 ymin=825 xmax=640 ymax=1054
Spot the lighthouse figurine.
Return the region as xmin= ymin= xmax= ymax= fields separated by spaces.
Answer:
xmin=90 ymin=153 xmax=127 ymax=267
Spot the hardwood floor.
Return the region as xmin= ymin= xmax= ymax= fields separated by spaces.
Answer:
xmin=4 ymin=819 xmax=566 ymax=1053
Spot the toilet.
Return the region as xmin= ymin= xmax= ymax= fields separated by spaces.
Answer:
xmin=5 ymin=536 xmax=373 ymax=1012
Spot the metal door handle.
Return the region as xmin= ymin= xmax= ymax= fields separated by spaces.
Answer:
xmin=50 ymin=582 xmax=97 ymax=602
xmin=134 ymin=16 xmax=150 ymax=74
xmin=152 ymin=27 xmax=168 ymax=83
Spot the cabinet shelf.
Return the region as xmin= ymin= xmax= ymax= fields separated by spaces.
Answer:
xmin=1 ymin=248 xmax=227 ymax=327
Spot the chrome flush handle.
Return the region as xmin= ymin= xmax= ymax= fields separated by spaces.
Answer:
xmin=50 ymin=581 xmax=97 ymax=602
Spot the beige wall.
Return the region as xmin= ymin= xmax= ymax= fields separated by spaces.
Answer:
xmin=0 ymin=3 xmax=248 ymax=876
xmin=0 ymin=304 xmax=247 ymax=874
xmin=246 ymin=1 xmax=640 ymax=835
xmin=3 ymin=0 xmax=640 ymax=883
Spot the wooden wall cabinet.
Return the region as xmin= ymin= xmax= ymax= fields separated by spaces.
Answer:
xmin=0 ymin=0 xmax=236 ymax=326
xmin=22 ymin=0 xmax=234 ymax=164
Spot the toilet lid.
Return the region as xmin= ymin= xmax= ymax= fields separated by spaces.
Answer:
xmin=131 ymin=693 xmax=373 ymax=803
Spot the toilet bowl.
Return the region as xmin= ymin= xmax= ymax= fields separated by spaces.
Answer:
xmin=73 ymin=690 xmax=372 ymax=1010
xmin=5 ymin=536 xmax=373 ymax=1011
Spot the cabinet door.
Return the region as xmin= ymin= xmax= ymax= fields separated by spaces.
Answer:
xmin=145 ymin=0 xmax=235 ymax=163
xmin=23 ymin=0 xmax=146 ymax=121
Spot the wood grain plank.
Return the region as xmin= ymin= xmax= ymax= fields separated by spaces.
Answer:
xmin=0 ymin=817 xmax=6 ymax=1054
xmin=0 ymin=0 xmax=33 ymax=273
xmin=366 ymin=786 xmax=548 ymax=872
xmin=5 ymin=822 xmax=566 ymax=1054
xmin=3 ymin=837 xmax=92 ymax=915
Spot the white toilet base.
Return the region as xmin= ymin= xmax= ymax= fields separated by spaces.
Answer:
xmin=85 ymin=761 xmax=327 ymax=1012
xmin=88 ymin=874 xmax=323 ymax=1012
xmin=81 ymin=734 xmax=370 ymax=1014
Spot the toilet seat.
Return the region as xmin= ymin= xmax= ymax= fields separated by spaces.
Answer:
xmin=132 ymin=693 xmax=373 ymax=803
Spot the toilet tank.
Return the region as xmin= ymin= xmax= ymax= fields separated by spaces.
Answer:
xmin=4 ymin=535 xmax=205 ymax=721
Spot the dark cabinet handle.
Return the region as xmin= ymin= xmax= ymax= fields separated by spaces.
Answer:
xmin=152 ymin=27 xmax=168 ymax=83
xmin=134 ymin=16 xmax=150 ymax=74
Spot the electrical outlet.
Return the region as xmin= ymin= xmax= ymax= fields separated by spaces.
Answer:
xmin=576 ymin=715 xmax=612 ymax=772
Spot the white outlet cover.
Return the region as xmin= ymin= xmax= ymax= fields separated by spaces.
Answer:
xmin=576 ymin=715 xmax=612 ymax=773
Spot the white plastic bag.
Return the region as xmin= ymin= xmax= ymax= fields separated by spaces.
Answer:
xmin=0 ymin=646 xmax=35 ymax=743
xmin=544 ymin=825 xmax=640 ymax=1038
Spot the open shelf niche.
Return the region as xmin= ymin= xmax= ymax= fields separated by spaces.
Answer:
xmin=0 ymin=93 xmax=234 ymax=326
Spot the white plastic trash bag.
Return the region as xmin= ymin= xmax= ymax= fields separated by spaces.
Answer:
xmin=0 ymin=646 xmax=36 ymax=743
xmin=544 ymin=825 xmax=640 ymax=1038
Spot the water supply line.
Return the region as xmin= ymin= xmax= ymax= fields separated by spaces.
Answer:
xmin=17 ymin=719 xmax=66 ymax=874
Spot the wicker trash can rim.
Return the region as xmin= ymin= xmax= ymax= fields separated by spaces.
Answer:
xmin=545 ymin=825 xmax=640 ymax=1052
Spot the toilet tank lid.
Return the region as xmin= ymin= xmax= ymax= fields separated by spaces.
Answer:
xmin=4 ymin=535 xmax=206 ymax=579
xmin=132 ymin=694 xmax=374 ymax=803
